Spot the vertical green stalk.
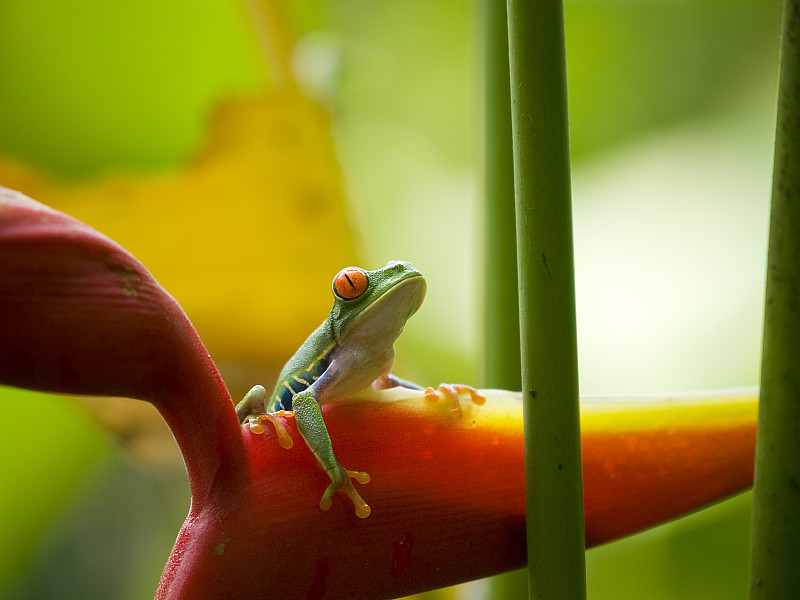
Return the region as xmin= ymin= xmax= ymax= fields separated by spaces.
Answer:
xmin=750 ymin=1 xmax=800 ymax=597
xmin=506 ymin=0 xmax=586 ymax=598
xmin=483 ymin=0 xmax=520 ymax=390
xmin=483 ymin=0 xmax=525 ymax=594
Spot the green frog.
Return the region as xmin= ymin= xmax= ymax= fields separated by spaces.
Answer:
xmin=235 ymin=261 xmax=482 ymax=518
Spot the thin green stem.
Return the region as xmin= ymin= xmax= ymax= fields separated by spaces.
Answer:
xmin=483 ymin=0 xmax=520 ymax=393
xmin=506 ymin=0 xmax=586 ymax=598
xmin=749 ymin=1 xmax=800 ymax=597
xmin=483 ymin=0 xmax=525 ymax=594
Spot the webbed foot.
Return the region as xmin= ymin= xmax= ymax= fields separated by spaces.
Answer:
xmin=320 ymin=464 xmax=371 ymax=519
xmin=424 ymin=383 xmax=486 ymax=415
xmin=246 ymin=413 xmax=294 ymax=449
xmin=237 ymin=385 xmax=294 ymax=448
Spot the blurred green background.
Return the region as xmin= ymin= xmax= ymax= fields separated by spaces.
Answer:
xmin=0 ymin=0 xmax=780 ymax=598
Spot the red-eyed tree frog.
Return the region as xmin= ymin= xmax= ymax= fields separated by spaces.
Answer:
xmin=235 ymin=261 xmax=483 ymax=518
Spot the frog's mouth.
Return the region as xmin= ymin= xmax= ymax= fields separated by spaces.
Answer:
xmin=342 ymin=275 xmax=427 ymax=345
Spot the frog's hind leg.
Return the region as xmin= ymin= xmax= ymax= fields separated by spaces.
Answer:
xmin=291 ymin=390 xmax=371 ymax=518
xmin=374 ymin=372 xmax=424 ymax=391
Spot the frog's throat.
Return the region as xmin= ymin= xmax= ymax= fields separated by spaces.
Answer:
xmin=338 ymin=276 xmax=426 ymax=345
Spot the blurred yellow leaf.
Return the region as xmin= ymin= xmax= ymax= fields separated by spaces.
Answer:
xmin=0 ymin=78 xmax=360 ymax=470
xmin=0 ymin=88 xmax=359 ymax=394
xmin=0 ymin=1 xmax=360 ymax=472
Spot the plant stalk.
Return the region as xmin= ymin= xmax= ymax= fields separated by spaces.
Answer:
xmin=484 ymin=0 xmax=521 ymax=393
xmin=506 ymin=0 xmax=586 ymax=598
xmin=749 ymin=0 xmax=800 ymax=597
xmin=483 ymin=0 xmax=525 ymax=594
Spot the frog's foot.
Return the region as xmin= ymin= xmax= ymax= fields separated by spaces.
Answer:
xmin=424 ymin=384 xmax=486 ymax=416
xmin=245 ymin=413 xmax=294 ymax=449
xmin=319 ymin=464 xmax=372 ymax=519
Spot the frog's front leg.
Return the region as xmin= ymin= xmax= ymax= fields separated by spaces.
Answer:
xmin=236 ymin=385 xmax=294 ymax=449
xmin=235 ymin=384 xmax=269 ymax=422
xmin=291 ymin=390 xmax=371 ymax=518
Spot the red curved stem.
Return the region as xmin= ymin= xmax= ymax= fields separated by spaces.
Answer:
xmin=0 ymin=187 xmax=245 ymax=501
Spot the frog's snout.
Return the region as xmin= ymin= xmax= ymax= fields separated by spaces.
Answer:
xmin=385 ymin=260 xmax=415 ymax=270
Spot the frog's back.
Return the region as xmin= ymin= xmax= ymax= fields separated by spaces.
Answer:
xmin=268 ymin=321 xmax=336 ymax=411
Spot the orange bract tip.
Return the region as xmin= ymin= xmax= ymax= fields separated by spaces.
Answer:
xmin=333 ymin=267 xmax=368 ymax=300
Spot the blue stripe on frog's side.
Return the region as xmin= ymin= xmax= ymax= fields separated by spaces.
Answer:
xmin=271 ymin=344 xmax=333 ymax=411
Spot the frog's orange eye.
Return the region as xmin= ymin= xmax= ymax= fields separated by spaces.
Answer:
xmin=333 ymin=267 xmax=369 ymax=300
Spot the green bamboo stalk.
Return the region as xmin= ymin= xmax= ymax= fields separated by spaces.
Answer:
xmin=506 ymin=1 xmax=586 ymax=598
xmin=749 ymin=1 xmax=800 ymax=597
xmin=483 ymin=0 xmax=525 ymax=594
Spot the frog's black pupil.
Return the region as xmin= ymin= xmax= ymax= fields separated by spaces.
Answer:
xmin=344 ymin=273 xmax=355 ymax=288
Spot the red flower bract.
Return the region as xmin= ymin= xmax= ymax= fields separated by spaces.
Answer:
xmin=0 ymin=187 xmax=757 ymax=599
xmin=0 ymin=186 xmax=244 ymax=505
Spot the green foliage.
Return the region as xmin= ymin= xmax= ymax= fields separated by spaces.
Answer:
xmin=0 ymin=388 xmax=108 ymax=591
xmin=0 ymin=0 xmax=263 ymax=176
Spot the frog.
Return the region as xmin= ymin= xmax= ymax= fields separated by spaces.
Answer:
xmin=235 ymin=261 xmax=484 ymax=518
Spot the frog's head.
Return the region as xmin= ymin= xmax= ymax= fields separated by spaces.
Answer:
xmin=328 ymin=261 xmax=426 ymax=340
